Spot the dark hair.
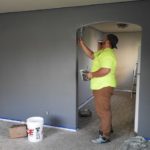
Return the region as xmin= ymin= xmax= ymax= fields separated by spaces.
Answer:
xmin=107 ymin=34 xmax=119 ymax=49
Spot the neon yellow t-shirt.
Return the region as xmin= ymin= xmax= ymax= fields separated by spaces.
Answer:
xmin=90 ymin=48 xmax=117 ymax=90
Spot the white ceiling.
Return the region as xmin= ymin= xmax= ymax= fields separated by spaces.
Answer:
xmin=0 ymin=0 xmax=138 ymax=14
xmin=90 ymin=22 xmax=142 ymax=32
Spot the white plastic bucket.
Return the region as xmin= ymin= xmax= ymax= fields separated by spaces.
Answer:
xmin=26 ymin=117 xmax=44 ymax=142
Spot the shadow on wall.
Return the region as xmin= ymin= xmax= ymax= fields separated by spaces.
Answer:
xmin=49 ymin=116 xmax=64 ymax=127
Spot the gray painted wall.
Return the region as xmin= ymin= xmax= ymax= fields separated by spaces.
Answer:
xmin=0 ymin=10 xmax=77 ymax=129
xmin=0 ymin=0 xmax=150 ymax=136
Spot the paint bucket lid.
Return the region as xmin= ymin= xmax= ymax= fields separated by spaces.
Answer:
xmin=26 ymin=116 xmax=44 ymax=142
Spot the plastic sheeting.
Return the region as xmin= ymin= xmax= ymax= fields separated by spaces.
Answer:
xmin=120 ymin=136 xmax=150 ymax=150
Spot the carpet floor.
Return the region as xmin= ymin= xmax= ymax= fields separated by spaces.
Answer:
xmin=0 ymin=92 xmax=139 ymax=150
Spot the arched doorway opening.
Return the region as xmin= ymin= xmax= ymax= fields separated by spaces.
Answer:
xmin=76 ymin=21 xmax=142 ymax=135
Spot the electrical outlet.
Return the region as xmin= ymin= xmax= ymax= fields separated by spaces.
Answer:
xmin=46 ymin=111 xmax=49 ymax=115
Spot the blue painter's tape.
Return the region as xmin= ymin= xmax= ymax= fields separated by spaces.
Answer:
xmin=144 ymin=137 xmax=150 ymax=141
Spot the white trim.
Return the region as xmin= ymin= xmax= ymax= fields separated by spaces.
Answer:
xmin=134 ymin=45 xmax=141 ymax=133
xmin=44 ymin=125 xmax=76 ymax=132
xmin=134 ymin=75 xmax=140 ymax=133
xmin=0 ymin=118 xmax=26 ymax=124
xmin=0 ymin=118 xmax=76 ymax=132
xmin=115 ymin=89 xmax=132 ymax=93
xmin=78 ymin=96 xmax=94 ymax=110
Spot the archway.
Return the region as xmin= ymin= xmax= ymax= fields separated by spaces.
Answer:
xmin=76 ymin=21 xmax=142 ymax=134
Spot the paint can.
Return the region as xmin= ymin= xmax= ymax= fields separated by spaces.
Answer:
xmin=26 ymin=116 xmax=44 ymax=142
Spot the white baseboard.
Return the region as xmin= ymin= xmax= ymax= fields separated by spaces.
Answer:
xmin=0 ymin=118 xmax=76 ymax=132
xmin=78 ymin=96 xmax=94 ymax=110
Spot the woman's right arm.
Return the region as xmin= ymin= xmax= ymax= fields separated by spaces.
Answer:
xmin=79 ymin=38 xmax=94 ymax=60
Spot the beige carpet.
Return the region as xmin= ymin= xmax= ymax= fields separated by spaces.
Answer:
xmin=0 ymin=91 xmax=137 ymax=150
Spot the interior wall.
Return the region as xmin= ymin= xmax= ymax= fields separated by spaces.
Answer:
xmin=115 ymin=32 xmax=142 ymax=91
xmin=0 ymin=10 xmax=77 ymax=129
xmin=77 ymin=26 xmax=104 ymax=108
xmin=0 ymin=0 xmax=149 ymax=135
